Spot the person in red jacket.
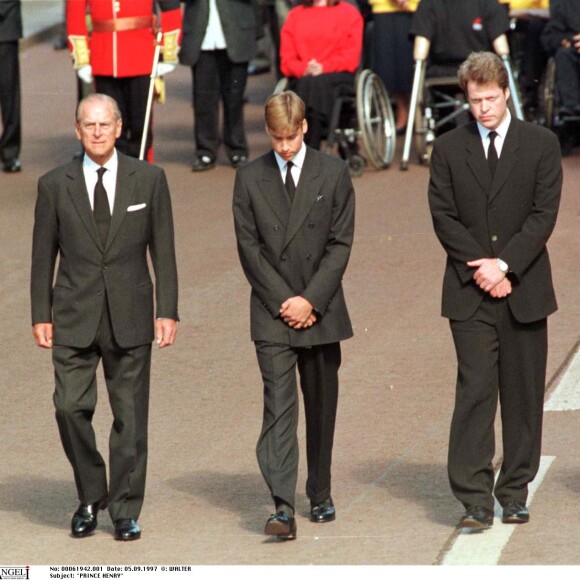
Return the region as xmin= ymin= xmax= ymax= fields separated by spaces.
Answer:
xmin=66 ymin=0 xmax=182 ymax=161
xmin=280 ymin=0 xmax=363 ymax=149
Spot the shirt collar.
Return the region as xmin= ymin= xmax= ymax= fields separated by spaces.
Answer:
xmin=274 ymin=142 xmax=307 ymax=171
xmin=83 ymin=148 xmax=118 ymax=173
xmin=477 ymin=109 xmax=512 ymax=142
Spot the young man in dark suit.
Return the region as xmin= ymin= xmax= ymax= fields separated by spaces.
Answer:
xmin=428 ymin=51 xmax=562 ymax=530
xmin=31 ymin=94 xmax=179 ymax=541
xmin=233 ymin=90 xmax=355 ymax=540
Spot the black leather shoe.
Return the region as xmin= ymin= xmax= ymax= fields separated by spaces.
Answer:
xmin=310 ymin=497 xmax=336 ymax=523
xmin=264 ymin=511 xmax=297 ymax=540
xmin=502 ymin=502 xmax=529 ymax=524
xmin=191 ymin=155 xmax=215 ymax=172
xmin=2 ymin=159 xmax=21 ymax=173
xmin=231 ymin=155 xmax=247 ymax=169
xmin=71 ymin=497 xmax=107 ymax=538
xmin=114 ymin=518 xmax=141 ymax=541
xmin=460 ymin=506 xmax=494 ymax=530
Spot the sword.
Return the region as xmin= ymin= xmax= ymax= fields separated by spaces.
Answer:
xmin=139 ymin=31 xmax=163 ymax=161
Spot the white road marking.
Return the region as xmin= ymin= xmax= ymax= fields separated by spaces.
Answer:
xmin=442 ymin=456 xmax=555 ymax=565
xmin=545 ymin=350 xmax=580 ymax=411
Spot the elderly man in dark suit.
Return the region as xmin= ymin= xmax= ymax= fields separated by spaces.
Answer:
xmin=233 ymin=90 xmax=355 ymax=540
xmin=0 ymin=0 xmax=22 ymax=172
xmin=179 ymin=0 xmax=262 ymax=171
xmin=31 ymin=94 xmax=178 ymax=541
xmin=428 ymin=51 xmax=562 ymax=531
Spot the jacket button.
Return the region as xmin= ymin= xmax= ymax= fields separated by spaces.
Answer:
xmin=308 ymin=222 xmax=314 ymax=229
xmin=281 ymin=257 xmax=287 ymax=262
xmin=274 ymin=225 xmax=279 ymax=231
xmin=306 ymin=254 xmax=311 ymax=261
xmin=491 ymin=235 xmax=498 ymax=242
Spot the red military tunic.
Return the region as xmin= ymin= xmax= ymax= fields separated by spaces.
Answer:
xmin=66 ymin=0 xmax=182 ymax=78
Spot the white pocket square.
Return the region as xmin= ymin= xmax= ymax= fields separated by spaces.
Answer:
xmin=127 ymin=203 xmax=147 ymax=212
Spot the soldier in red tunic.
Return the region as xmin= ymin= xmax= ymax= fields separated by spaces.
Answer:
xmin=66 ymin=0 xmax=182 ymax=161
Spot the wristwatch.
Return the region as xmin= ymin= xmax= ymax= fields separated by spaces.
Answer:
xmin=497 ymin=258 xmax=509 ymax=274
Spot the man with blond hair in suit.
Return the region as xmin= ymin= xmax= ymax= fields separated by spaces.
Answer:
xmin=233 ymin=90 xmax=355 ymax=540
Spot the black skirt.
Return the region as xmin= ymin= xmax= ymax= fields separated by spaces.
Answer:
xmin=289 ymin=72 xmax=356 ymax=121
xmin=372 ymin=12 xmax=414 ymax=94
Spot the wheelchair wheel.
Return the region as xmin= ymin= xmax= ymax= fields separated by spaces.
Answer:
xmin=356 ymin=69 xmax=396 ymax=169
xmin=543 ymin=57 xmax=556 ymax=130
xmin=348 ymin=154 xmax=366 ymax=177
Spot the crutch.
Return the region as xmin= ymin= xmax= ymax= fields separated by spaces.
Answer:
xmin=493 ymin=34 xmax=524 ymax=121
xmin=139 ymin=31 xmax=163 ymax=161
xmin=400 ymin=36 xmax=430 ymax=170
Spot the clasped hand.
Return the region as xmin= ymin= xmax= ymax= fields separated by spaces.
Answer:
xmin=467 ymin=258 xmax=512 ymax=298
xmin=280 ymin=296 xmax=316 ymax=329
xmin=304 ymin=59 xmax=323 ymax=77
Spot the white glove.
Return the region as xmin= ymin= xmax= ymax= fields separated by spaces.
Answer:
xmin=156 ymin=62 xmax=176 ymax=77
xmin=77 ymin=65 xmax=93 ymax=84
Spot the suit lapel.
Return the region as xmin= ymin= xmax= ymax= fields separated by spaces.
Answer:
xmin=66 ymin=160 xmax=103 ymax=250
xmin=256 ymin=151 xmax=292 ymax=224
xmin=105 ymin=153 xmax=136 ymax=252
xmin=488 ymin=119 xmax=520 ymax=202
xmin=283 ymin=148 xmax=322 ymax=250
xmin=465 ymin=123 xmax=492 ymax=195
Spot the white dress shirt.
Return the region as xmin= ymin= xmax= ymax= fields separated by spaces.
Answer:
xmin=274 ymin=142 xmax=307 ymax=187
xmin=477 ymin=109 xmax=511 ymax=159
xmin=201 ymin=0 xmax=227 ymax=50
xmin=82 ymin=150 xmax=118 ymax=214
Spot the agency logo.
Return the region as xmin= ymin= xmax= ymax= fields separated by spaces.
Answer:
xmin=0 ymin=568 xmax=29 ymax=580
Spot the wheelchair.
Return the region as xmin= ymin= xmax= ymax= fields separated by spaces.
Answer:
xmin=541 ymin=56 xmax=580 ymax=155
xmin=273 ymin=69 xmax=396 ymax=177
xmin=399 ymin=34 xmax=525 ymax=170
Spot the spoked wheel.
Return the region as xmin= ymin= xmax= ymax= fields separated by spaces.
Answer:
xmin=356 ymin=69 xmax=396 ymax=169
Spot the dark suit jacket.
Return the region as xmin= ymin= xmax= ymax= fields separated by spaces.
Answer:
xmin=233 ymin=147 xmax=354 ymax=347
xmin=428 ymin=118 xmax=562 ymax=324
xmin=0 ymin=0 xmax=22 ymax=41
xmin=31 ymin=152 xmax=179 ymax=349
xmin=179 ymin=0 xmax=262 ymax=66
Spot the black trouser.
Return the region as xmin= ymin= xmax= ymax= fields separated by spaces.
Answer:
xmin=191 ymin=50 xmax=248 ymax=160
xmin=95 ymin=75 xmax=151 ymax=159
xmin=255 ymin=341 xmax=341 ymax=510
xmin=448 ymin=297 xmax=547 ymax=511
xmin=0 ymin=40 xmax=21 ymax=163
xmin=52 ymin=302 xmax=152 ymax=522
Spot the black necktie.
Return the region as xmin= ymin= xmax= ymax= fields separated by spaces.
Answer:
xmin=285 ymin=161 xmax=296 ymax=203
xmin=487 ymin=131 xmax=498 ymax=177
xmin=94 ymin=166 xmax=111 ymax=247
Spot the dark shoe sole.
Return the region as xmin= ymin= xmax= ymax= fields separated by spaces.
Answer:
xmin=502 ymin=514 xmax=529 ymax=524
xmin=264 ymin=520 xmax=296 ymax=540
xmin=460 ymin=516 xmax=493 ymax=530
xmin=71 ymin=528 xmax=96 ymax=538
xmin=114 ymin=532 xmax=141 ymax=541
xmin=310 ymin=512 xmax=336 ymax=523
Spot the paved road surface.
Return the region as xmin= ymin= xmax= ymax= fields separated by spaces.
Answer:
xmin=1 ymin=31 xmax=579 ymax=574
